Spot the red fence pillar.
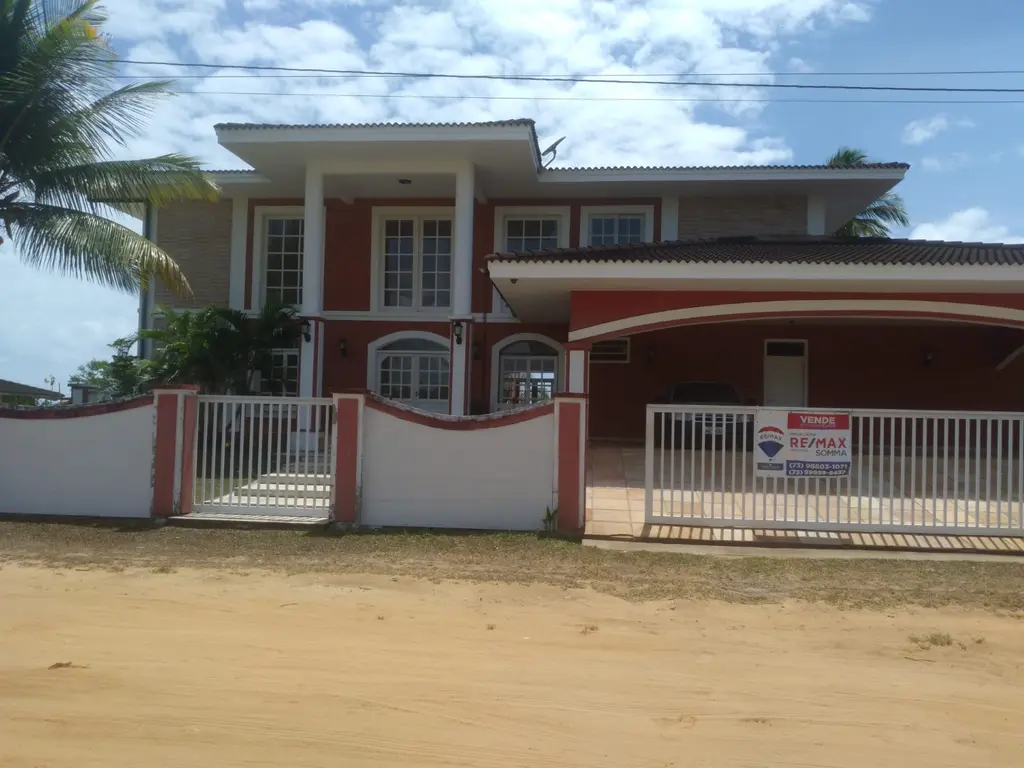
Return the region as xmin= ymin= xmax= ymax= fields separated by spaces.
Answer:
xmin=151 ymin=386 xmax=199 ymax=517
xmin=332 ymin=393 xmax=364 ymax=524
xmin=554 ymin=395 xmax=587 ymax=533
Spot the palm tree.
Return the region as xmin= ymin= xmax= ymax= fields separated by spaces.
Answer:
xmin=0 ymin=0 xmax=218 ymax=295
xmin=826 ymin=147 xmax=910 ymax=238
xmin=134 ymin=303 xmax=302 ymax=395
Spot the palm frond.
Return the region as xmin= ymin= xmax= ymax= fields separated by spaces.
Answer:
xmin=33 ymin=155 xmax=219 ymax=208
xmin=826 ymin=146 xmax=909 ymax=237
xmin=6 ymin=201 xmax=190 ymax=294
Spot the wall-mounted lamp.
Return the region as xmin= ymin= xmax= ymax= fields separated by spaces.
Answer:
xmin=452 ymin=320 xmax=465 ymax=346
xmin=398 ymin=178 xmax=412 ymax=185
xmin=338 ymin=338 xmax=347 ymax=358
xmin=300 ymin=319 xmax=312 ymax=343
xmin=647 ymin=345 xmax=656 ymax=365
xmin=922 ymin=346 xmax=935 ymax=368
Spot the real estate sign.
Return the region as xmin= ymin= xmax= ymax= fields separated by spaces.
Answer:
xmin=754 ymin=410 xmax=852 ymax=479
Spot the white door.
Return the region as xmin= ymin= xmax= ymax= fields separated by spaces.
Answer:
xmin=764 ymin=341 xmax=807 ymax=407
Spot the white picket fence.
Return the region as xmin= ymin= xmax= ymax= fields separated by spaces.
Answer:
xmin=645 ymin=405 xmax=1024 ymax=536
xmin=192 ymin=396 xmax=335 ymax=518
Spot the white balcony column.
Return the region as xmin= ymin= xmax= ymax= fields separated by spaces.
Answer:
xmin=807 ymin=194 xmax=827 ymax=235
xmin=449 ymin=162 xmax=475 ymax=416
xmin=660 ymin=195 xmax=679 ymax=241
xmin=295 ymin=166 xmax=325 ymax=452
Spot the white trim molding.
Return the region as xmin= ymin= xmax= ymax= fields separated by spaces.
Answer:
xmin=570 ymin=299 xmax=1024 ymax=341
xmin=490 ymin=332 xmax=566 ymax=410
xmin=578 ymin=204 xmax=655 ymax=247
xmin=369 ymin=205 xmax=456 ymax=316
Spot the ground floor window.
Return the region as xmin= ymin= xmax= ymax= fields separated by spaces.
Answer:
xmin=498 ymin=339 xmax=559 ymax=407
xmin=258 ymin=347 xmax=300 ymax=396
xmin=376 ymin=337 xmax=450 ymax=413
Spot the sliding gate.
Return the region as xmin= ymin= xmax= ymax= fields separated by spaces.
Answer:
xmin=645 ymin=405 xmax=1024 ymax=536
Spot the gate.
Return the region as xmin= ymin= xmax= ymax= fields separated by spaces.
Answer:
xmin=192 ymin=396 xmax=335 ymax=519
xmin=645 ymin=405 xmax=1024 ymax=537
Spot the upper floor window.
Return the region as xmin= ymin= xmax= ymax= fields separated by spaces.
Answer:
xmin=579 ymin=205 xmax=654 ymax=247
xmin=381 ymin=216 xmax=452 ymax=310
xmin=264 ymin=217 xmax=304 ymax=306
xmin=588 ymin=214 xmax=645 ymax=246
xmin=504 ymin=218 xmax=559 ymax=252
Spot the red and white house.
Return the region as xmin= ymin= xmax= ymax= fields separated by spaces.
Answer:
xmin=126 ymin=118 xmax=1024 ymax=534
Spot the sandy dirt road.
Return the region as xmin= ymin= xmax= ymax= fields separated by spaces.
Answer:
xmin=1 ymin=563 xmax=1022 ymax=768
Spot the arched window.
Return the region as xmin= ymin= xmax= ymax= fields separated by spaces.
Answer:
xmin=495 ymin=337 xmax=561 ymax=409
xmin=373 ymin=335 xmax=450 ymax=413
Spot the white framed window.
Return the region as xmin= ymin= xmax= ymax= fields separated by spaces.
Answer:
xmin=368 ymin=332 xmax=451 ymax=413
xmin=258 ymin=347 xmax=300 ymax=397
xmin=251 ymin=206 xmax=307 ymax=309
xmin=372 ymin=208 xmax=454 ymax=314
xmin=491 ymin=334 xmax=565 ymax=410
xmin=264 ymin=217 xmax=304 ymax=306
xmin=590 ymin=338 xmax=630 ymax=363
xmin=491 ymin=206 xmax=570 ymax=316
xmin=579 ymin=205 xmax=655 ymax=247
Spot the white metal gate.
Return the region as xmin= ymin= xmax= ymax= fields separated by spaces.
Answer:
xmin=645 ymin=405 xmax=1024 ymax=536
xmin=192 ymin=396 xmax=335 ymax=519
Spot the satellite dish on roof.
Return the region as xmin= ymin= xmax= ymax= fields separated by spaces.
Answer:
xmin=540 ymin=136 xmax=566 ymax=168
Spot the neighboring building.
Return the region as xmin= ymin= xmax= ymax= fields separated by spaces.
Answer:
xmin=69 ymin=383 xmax=111 ymax=405
xmin=139 ymin=119 xmax=1024 ymax=440
xmin=0 ymin=379 xmax=63 ymax=406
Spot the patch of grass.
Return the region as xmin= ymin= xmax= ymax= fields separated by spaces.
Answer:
xmin=486 ymin=623 xmax=496 ymax=631
xmin=910 ymin=632 xmax=954 ymax=650
xmin=580 ymin=624 xmax=599 ymax=636
xmin=0 ymin=523 xmax=1023 ymax=611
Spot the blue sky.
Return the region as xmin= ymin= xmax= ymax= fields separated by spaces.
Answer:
xmin=3 ymin=0 xmax=1023 ymax=391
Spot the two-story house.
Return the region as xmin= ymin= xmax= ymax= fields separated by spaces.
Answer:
xmin=142 ymin=118 xmax=1024 ymax=442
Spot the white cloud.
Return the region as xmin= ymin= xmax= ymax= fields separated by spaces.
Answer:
xmin=920 ymin=152 xmax=970 ymax=172
xmin=902 ymin=114 xmax=949 ymax=145
xmin=901 ymin=113 xmax=976 ymax=146
xmin=3 ymin=0 xmax=876 ymax=383
xmin=910 ymin=208 xmax=1024 ymax=243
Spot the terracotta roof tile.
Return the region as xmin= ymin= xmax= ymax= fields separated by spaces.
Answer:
xmin=488 ymin=236 xmax=1024 ymax=267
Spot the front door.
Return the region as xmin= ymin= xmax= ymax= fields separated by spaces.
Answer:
xmin=763 ymin=340 xmax=807 ymax=407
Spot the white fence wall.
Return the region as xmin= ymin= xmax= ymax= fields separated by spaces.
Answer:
xmin=361 ymin=405 xmax=556 ymax=530
xmin=0 ymin=402 xmax=155 ymax=518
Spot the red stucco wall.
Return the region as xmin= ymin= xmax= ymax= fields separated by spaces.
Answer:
xmin=589 ymin=322 xmax=1024 ymax=440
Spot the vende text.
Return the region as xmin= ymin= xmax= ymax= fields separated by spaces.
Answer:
xmin=786 ymin=412 xmax=850 ymax=430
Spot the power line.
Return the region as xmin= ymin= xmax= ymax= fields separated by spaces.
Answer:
xmin=168 ymin=88 xmax=1024 ymax=105
xmin=115 ymin=68 xmax=1024 ymax=80
xmin=112 ymin=58 xmax=1024 ymax=93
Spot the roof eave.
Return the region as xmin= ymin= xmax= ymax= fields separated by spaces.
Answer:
xmin=539 ymin=166 xmax=909 ymax=184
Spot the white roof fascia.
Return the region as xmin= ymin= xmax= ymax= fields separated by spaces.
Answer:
xmin=216 ymin=124 xmax=534 ymax=145
xmin=487 ymin=260 xmax=1024 ymax=284
xmin=208 ymin=171 xmax=271 ymax=185
xmin=538 ymin=167 xmax=908 ymax=184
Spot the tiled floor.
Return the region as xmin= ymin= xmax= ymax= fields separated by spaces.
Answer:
xmin=585 ymin=442 xmax=1024 ymax=553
